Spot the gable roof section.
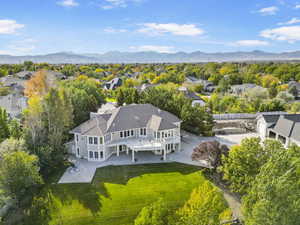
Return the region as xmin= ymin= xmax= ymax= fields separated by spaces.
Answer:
xmin=70 ymin=115 xmax=107 ymax=136
xmin=147 ymin=115 xmax=178 ymax=131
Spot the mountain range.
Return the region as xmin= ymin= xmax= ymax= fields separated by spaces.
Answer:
xmin=1 ymin=50 xmax=300 ymax=64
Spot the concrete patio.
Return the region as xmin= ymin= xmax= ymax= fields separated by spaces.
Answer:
xmin=58 ymin=132 xmax=259 ymax=184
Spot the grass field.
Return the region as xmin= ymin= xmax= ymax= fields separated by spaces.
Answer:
xmin=22 ymin=163 xmax=210 ymax=225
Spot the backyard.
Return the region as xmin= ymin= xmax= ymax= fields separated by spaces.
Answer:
xmin=13 ymin=163 xmax=226 ymax=225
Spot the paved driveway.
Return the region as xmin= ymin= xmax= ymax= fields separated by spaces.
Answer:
xmin=58 ymin=132 xmax=259 ymax=184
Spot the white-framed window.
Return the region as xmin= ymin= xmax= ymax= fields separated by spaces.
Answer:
xmin=120 ymin=130 xmax=134 ymax=139
xmin=88 ymin=137 xmax=98 ymax=145
xmin=89 ymin=151 xmax=94 ymax=159
xmin=100 ymin=137 xmax=103 ymax=144
xmin=76 ymin=134 xmax=79 ymax=142
xmin=95 ymin=151 xmax=99 ymax=159
xmin=140 ymin=128 xmax=146 ymax=136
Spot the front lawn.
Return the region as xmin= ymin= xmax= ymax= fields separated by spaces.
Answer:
xmin=16 ymin=163 xmax=217 ymax=225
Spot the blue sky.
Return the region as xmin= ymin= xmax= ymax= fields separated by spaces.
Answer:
xmin=1 ymin=0 xmax=300 ymax=55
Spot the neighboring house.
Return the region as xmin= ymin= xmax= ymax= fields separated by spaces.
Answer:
xmin=47 ymin=71 xmax=67 ymax=80
xmin=15 ymin=71 xmax=34 ymax=80
xmin=288 ymin=81 xmax=300 ymax=99
xmin=0 ymin=93 xmax=28 ymax=118
xmin=0 ymin=76 xmax=25 ymax=94
xmin=70 ymin=104 xmax=182 ymax=162
xmin=230 ymin=83 xmax=265 ymax=95
xmin=178 ymin=86 xmax=206 ymax=107
xmin=256 ymin=113 xmax=300 ymax=147
xmin=185 ymin=76 xmax=215 ymax=93
xmin=104 ymin=78 xmax=123 ymax=90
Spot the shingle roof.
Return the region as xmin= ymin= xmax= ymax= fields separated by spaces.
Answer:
xmin=0 ymin=76 xmax=25 ymax=87
xmin=271 ymin=114 xmax=300 ymax=140
xmin=147 ymin=115 xmax=178 ymax=131
xmin=15 ymin=71 xmax=34 ymax=79
xmin=0 ymin=94 xmax=28 ymax=118
xmin=106 ymin=104 xmax=180 ymax=133
xmin=273 ymin=116 xmax=295 ymax=137
xmin=291 ymin=123 xmax=300 ymax=142
xmin=70 ymin=104 xmax=181 ymax=135
xmin=261 ymin=114 xmax=281 ymax=124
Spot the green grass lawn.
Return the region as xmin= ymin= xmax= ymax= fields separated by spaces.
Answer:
xmin=22 ymin=163 xmax=210 ymax=225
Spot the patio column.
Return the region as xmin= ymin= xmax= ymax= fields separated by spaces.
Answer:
xmin=126 ymin=147 xmax=129 ymax=155
xmin=163 ymin=146 xmax=167 ymax=161
xmin=178 ymin=142 xmax=181 ymax=152
xmin=132 ymin=149 xmax=135 ymax=162
xmin=117 ymin=145 xmax=119 ymax=156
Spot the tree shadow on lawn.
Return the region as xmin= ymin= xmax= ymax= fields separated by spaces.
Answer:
xmin=92 ymin=162 xmax=202 ymax=186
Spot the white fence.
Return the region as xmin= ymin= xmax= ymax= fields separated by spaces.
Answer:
xmin=213 ymin=111 xmax=288 ymax=121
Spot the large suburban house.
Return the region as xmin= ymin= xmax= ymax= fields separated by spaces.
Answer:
xmin=185 ymin=76 xmax=216 ymax=93
xmin=256 ymin=113 xmax=300 ymax=147
xmin=70 ymin=104 xmax=182 ymax=162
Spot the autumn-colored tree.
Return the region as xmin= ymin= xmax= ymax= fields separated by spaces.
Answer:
xmin=24 ymin=96 xmax=45 ymax=148
xmin=260 ymin=75 xmax=280 ymax=88
xmin=24 ymin=70 xmax=56 ymax=97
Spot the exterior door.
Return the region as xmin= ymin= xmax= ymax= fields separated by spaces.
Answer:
xmin=89 ymin=151 xmax=104 ymax=161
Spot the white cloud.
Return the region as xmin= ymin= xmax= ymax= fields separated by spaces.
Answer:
xmin=260 ymin=25 xmax=300 ymax=43
xmin=233 ymin=40 xmax=270 ymax=47
xmin=130 ymin=45 xmax=175 ymax=53
xmin=295 ymin=4 xmax=300 ymax=9
xmin=103 ymin=27 xmax=127 ymax=33
xmin=278 ymin=17 xmax=300 ymax=25
xmin=138 ymin=23 xmax=204 ymax=36
xmin=101 ymin=0 xmax=142 ymax=9
xmin=0 ymin=19 xmax=24 ymax=34
xmin=257 ymin=6 xmax=279 ymax=15
xmin=57 ymin=0 xmax=79 ymax=7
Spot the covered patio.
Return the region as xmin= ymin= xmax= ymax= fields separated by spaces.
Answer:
xmin=107 ymin=138 xmax=168 ymax=162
